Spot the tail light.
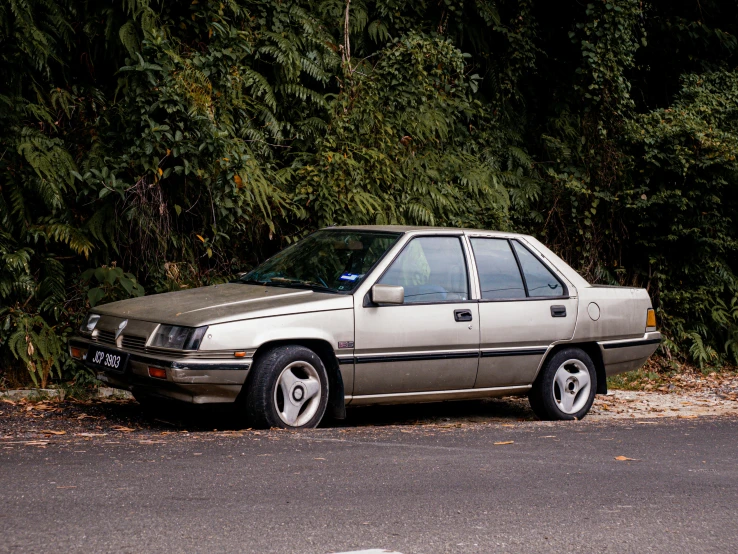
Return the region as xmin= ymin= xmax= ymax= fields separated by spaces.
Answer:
xmin=646 ymin=309 xmax=657 ymax=329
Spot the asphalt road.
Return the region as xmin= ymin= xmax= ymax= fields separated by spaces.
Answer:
xmin=1 ymin=414 xmax=737 ymax=553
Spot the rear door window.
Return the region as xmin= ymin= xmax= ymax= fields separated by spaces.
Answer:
xmin=511 ymin=241 xmax=566 ymax=297
xmin=470 ymin=238 xmax=526 ymax=300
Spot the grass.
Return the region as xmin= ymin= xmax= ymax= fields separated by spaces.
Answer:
xmin=607 ymin=368 xmax=670 ymax=391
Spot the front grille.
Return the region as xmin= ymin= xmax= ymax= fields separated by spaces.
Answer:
xmin=121 ymin=335 xmax=147 ymax=351
xmin=95 ymin=330 xmax=116 ymax=345
xmin=144 ymin=346 xmax=244 ymax=359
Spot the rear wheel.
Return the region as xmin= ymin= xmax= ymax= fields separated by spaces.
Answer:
xmin=529 ymin=347 xmax=597 ymax=421
xmin=246 ymin=345 xmax=329 ymax=429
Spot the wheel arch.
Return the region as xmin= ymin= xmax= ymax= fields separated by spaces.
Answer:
xmin=539 ymin=342 xmax=607 ymax=395
xmin=250 ymin=338 xmax=346 ymax=420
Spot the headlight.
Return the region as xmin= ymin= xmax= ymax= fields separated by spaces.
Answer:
xmin=150 ymin=325 xmax=208 ymax=351
xmin=83 ymin=314 xmax=100 ymax=333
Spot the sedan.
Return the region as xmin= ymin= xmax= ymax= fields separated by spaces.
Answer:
xmin=70 ymin=226 xmax=661 ymax=428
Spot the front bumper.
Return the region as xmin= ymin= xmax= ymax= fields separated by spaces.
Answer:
xmin=69 ymin=338 xmax=251 ymax=404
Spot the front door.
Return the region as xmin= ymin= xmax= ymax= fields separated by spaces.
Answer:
xmin=469 ymin=237 xmax=577 ymax=388
xmin=353 ymin=236 xmax=480 ymax=396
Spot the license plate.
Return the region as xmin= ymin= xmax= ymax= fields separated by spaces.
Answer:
xmin=85 ymin=345 xmax=129 ymax=373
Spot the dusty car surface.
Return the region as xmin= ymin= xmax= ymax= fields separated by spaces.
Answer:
xmin=70 ymin=226 xmax=661 ymax=428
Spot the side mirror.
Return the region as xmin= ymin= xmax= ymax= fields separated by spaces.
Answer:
xmin=371 ymin=284 xmax=404 ymax=305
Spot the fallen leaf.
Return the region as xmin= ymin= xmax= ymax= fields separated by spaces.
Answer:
xmin=614 ymin=455 xmax=637 ymax=461
xmin=1 ymin=398 xmax=16 ymax=405
xmin=112 ymin=426 xmax=135 ymax=432
xmin=76 ymin=433 xmax=107 ymax=437
xmin=23 ymin=440 xmax=49 ymax=446
xmin=314 ymin=457 xmax=326 ymax=460
xmin=494 ymin=441 xmax=514 ymax=445
xmin=40 ymin=430 xmax=66 ymax=435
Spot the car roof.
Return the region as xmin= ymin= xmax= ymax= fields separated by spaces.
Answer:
xmin=322 ymin=225 xmax=523 ymax=238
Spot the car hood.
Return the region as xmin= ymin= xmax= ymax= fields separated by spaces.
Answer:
xmin=92 ymin=283 xmax=354 ymax=327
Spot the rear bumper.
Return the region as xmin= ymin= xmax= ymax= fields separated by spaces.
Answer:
xmin=598 ymin=332 xmax=661 ymax=377
xmin=69 ymin=338 xmax=250 ymax=404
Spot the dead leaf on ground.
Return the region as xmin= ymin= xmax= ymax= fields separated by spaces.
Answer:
xmin=614 ymin=455 xmax=638 ymax=461
xmin=76 ymin=414 xmax=102 ymax=420
xmin=40 ymin=430 xmax=66 ymax=435
xmin=1 ymin=398 xmax=17 ymax=405
xmin=112 ymin=426 xmax=136 ymax=432
xmin=23 ymin=440 xmax=50 ymax=446
xmin=494 ymin=441 xmax=514 ymax=445
xmin=76 ymin=433 xmax=107 ymax=437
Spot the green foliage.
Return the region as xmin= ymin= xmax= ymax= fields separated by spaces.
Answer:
xmin=1 ymin=0 xmax=738 ymax=387
xmin=626 ymin=71 xmax=738 ymax=365
xmin=0 ymin=310 xmax=65 ymax=389
xmin=81 ymin=266 xmax=145 ymax=307
xmin=295 ymin=33 xmax=512 ymax=230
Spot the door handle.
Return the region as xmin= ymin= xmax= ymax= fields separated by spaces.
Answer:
xmin=454 ymin=309 xmax=473 ymax=322
xmin=551 ymin=305 xmax=567 ymax=318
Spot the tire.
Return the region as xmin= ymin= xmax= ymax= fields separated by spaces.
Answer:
xmin=528 ymin=347 xmax=597 ymax=421
xmin=245 ymin=345 xmax=329 ymax=429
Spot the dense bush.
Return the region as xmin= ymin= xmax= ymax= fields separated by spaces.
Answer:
xmin=1 ymin=0 xmax=736 ymax=386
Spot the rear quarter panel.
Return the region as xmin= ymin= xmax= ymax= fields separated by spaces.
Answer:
xmin=573 ymin=286 xmax=652 ymax=342
xmin=574 ymin=285 xmax=659 ymax=376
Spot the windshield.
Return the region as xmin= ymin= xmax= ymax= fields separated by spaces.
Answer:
xmin=240 ymin=230 xmax=402 ymax=293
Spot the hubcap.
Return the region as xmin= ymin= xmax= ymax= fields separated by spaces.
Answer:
xmin=552 ymin=359 xmax=592 ymax=415
xmin=274 ymin=361 xmax=322 ymax=427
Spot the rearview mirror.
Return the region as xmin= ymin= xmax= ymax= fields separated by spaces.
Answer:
xmin=372 ymin=284 xmax=404 ymax=305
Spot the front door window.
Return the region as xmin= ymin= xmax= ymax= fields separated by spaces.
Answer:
xmin=378 ymin=237 xmax=469 ymax=303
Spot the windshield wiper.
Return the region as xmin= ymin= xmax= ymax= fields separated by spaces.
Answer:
xmin=239 ymin=278 xmax=269 ymax=286
xmin=267 ymin=277 xmax=337 ymax=293
xmin=240 ymin=276 xmax=337 ymax=293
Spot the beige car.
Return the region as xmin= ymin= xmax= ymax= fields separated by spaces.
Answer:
xmin=70 ymin=226 xmax=661 ymax=428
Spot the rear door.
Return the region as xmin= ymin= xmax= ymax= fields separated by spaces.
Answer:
xmin=470 ymin=236 xmax=577 ymax=388
xmin=352 ymin=235 xmax=480 ymax=396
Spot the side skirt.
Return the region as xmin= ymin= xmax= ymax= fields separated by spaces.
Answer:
xmin=346 ymin=385 xmax=531 ymax=407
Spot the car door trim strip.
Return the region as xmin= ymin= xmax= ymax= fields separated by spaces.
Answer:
xmin=480 ymin=347 xmax=548 ymax=358
xmin=337 ymin=348 xmax=549 ymax=365
xmin=354 ymin=351 xmax=480 ymax=364
xmin=601 ymin=338 xmax=662 ymax=350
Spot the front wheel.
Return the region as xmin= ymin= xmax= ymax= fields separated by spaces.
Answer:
xmin=528 ymin=348 xmax=597 ymax=421
xmin=245 ymin=345 xmax=329 ymax=429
